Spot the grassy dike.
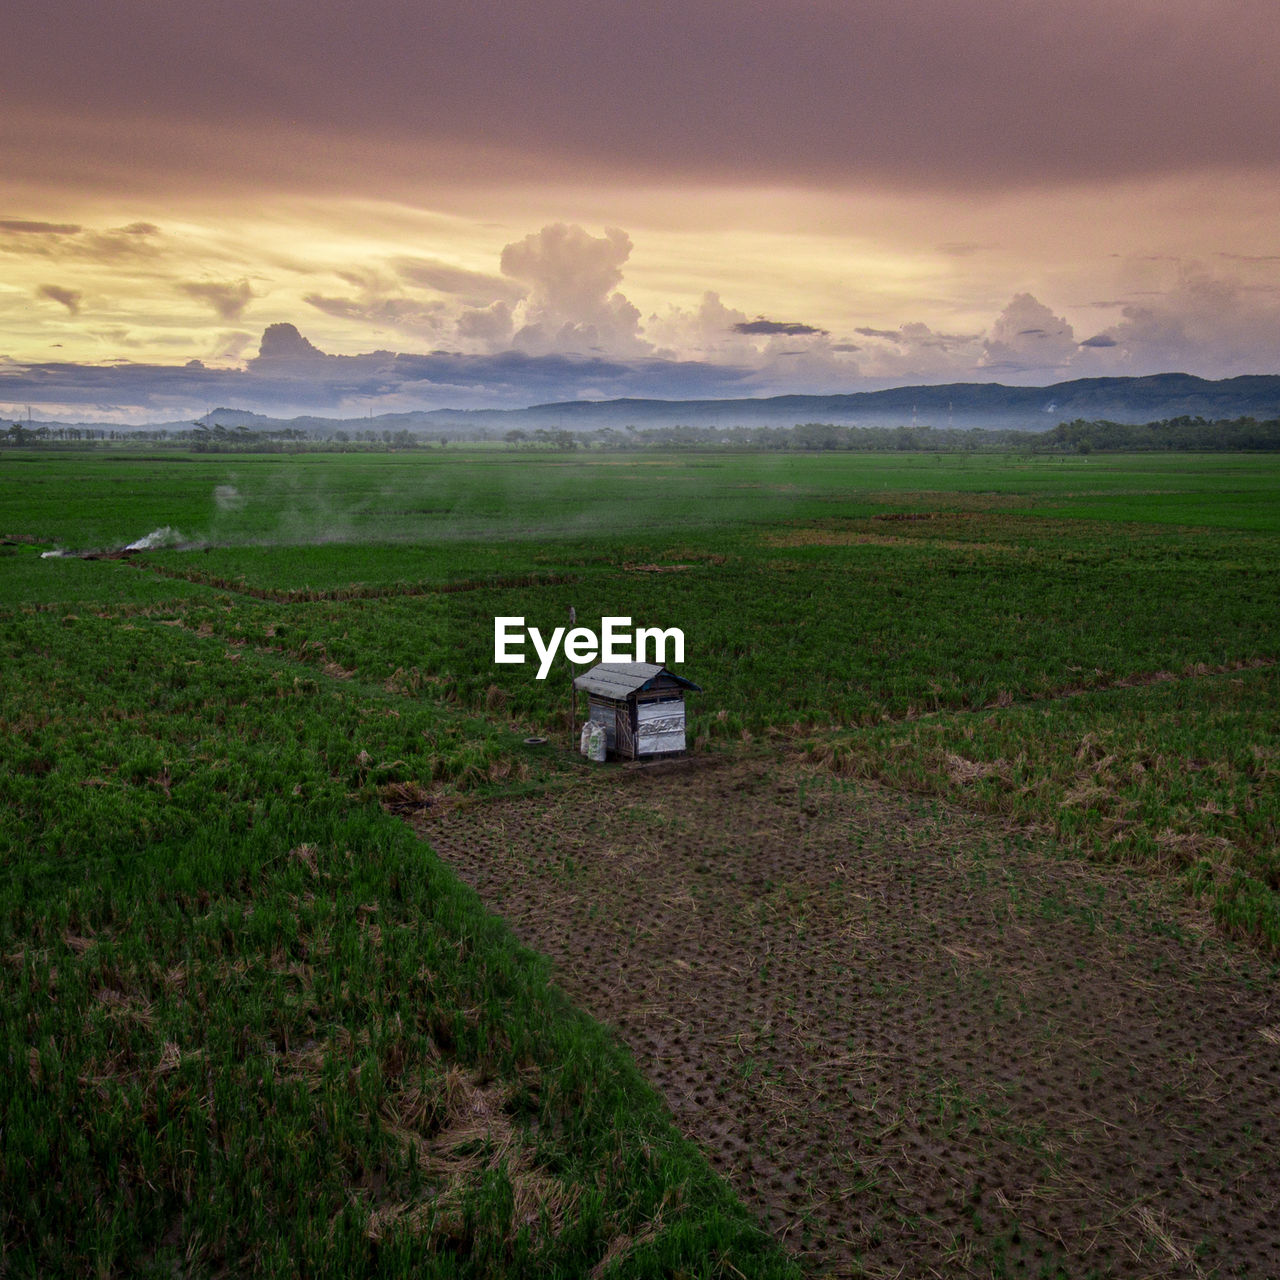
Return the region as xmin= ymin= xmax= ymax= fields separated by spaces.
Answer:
xmin=0 ymin=587 xmax=798 ymax=1276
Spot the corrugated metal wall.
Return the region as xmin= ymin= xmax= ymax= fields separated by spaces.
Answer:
xmin=636 ymin=697 xmax=686 ymax=755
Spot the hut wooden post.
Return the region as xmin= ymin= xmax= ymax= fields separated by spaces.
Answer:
xmin=568 ymin=605 xmax=576 ymax=748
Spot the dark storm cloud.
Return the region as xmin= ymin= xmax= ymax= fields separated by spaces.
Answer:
xmin=733 ymin=319 xmax=828 ymax=336
xmin=0 ymin=324 xmax=755 ymax=416
xmin=5 ymin=1 xmax=1278 ymax=194
xmin=1079 ymin=333 xmax=1119 ymax=348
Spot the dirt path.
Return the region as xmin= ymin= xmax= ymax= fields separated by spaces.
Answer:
xmin=418 ymin=755 xmax=1280 ymax=1279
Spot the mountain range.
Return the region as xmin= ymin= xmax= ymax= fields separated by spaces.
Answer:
xmin=17 ymin=372 xmax=1280 ymax=436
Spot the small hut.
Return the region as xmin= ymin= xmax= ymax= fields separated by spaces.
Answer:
xmin=573 ymin=662 xmax=702 ymax=760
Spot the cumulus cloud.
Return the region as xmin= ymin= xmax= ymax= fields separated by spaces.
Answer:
xmin=456 ymin=300 xmax=515 ymax=347
xmin=252 ymin=322 xmax=327 ymax=363
xmin=645 ymin=292 xmax=860 ymax=393
xmin=500 ymin=224 xmax=648 ymax=357
xmin=8 ymin=213 xmax=1278 ymax=422
xmin=181 ymin=279 xmax=253 ymax=320
xmin=647 ymin=292 xmax=750 ymax=358
xmin=850 ymin=321 xmax=982 ymax=382
xmin=12 ymin=285 xmax=1278 ymax=425
xmin=1088 ymin=270 xmax=1280 ymax=377
xmin=37 ymin=284 xmax=82 ymax=314
xmin=751 ymin=334 xmax=861 ymax=389
xmin=980 ymin=293 xmax=1078 ymax=373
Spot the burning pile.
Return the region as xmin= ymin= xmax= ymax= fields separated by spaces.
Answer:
xmin=41 ymin=526 xmax=190 ymax=560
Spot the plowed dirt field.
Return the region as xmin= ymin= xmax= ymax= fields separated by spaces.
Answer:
xmin=417 ymin=755 xmax=1280 ymax=1278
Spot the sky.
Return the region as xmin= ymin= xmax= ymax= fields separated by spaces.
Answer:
xmin=3 ymin=0 xmax=1279 ymax=422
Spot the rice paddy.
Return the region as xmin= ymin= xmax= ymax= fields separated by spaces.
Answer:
xmin=2 ymin=446 xmax=1277 ymax=1276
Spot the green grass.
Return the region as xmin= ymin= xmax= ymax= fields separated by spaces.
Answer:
xmin=5 ymin=449 xmax=1279 ymax=552
xmin=0 ymin=601 xmax=797 ymax=1277
xmin=2 ymin=445 xmax=1278 ymax=1273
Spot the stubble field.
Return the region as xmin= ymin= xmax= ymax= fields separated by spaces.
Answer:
xmin=424 ymin=755 xmax=1279 ymax=1278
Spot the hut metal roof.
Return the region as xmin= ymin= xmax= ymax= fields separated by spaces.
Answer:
xmin=573 ymin=662 xmax=702 ymax=698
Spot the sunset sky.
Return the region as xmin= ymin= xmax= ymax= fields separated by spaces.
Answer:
xmin=4 ymin=0 xmax=1279 ymax=421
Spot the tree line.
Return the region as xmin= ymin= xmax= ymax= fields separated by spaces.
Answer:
xmin=7 ymin=414 xmax=1280 ymax=454
xmin=513 ymin=416 xmax=1280 ymax=453
xmin=0 ymin=422 xmax=428 ymax=453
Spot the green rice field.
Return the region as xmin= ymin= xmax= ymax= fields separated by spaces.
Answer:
xmin=2 ymin=447 xmax=1277 ymax=1276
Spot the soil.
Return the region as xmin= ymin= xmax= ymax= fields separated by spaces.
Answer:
xmin=416 ymin=754 xmax=1280 ymax=1279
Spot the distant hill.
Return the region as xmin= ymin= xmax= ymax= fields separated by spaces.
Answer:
xmin=15 ymin=373 xmax=1280 ymax=436
xmin=462 ymin=373 xmax=1280 ymax=431
xmin=295 ymin=373 xmax=1280 ymax=434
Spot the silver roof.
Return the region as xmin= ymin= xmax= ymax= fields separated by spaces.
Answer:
xmin=573 ymin=662 xmax=701 ymax=698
